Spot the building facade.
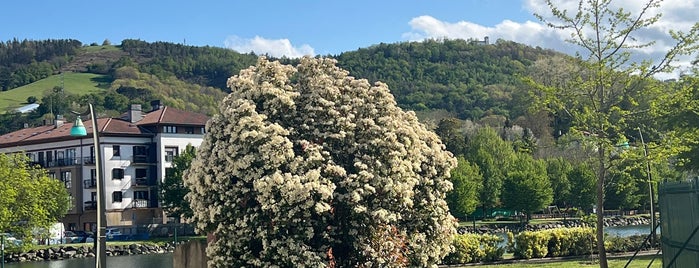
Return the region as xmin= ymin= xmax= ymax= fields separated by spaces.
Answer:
xmin=0 ymin=101 xmax=208 ymax=232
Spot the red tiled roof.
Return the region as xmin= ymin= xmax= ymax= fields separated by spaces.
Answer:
xmin=137 ymin=107 xmax=209 ymax=126
xmin=0 ymin=106 xmax=209 ymax=148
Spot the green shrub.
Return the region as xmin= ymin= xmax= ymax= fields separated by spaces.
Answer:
xmin=512 ymin=227 xmax=596 ymax=259
xmin=443 ymin=233 xmax=504 ymax=264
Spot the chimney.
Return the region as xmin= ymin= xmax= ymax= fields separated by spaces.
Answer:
xmin=150 ymin=100 xmax=162 ymax=112
xmin=54 ymin=114 xmax=65 ymax=128
xmin=129 ymin=104 xmax=143 ymax=123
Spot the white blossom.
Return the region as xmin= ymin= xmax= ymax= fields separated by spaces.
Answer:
xmin=184 ymin=57 xmax=457 ymax=267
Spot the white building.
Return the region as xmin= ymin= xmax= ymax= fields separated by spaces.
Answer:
xmin=0 ymin=101 xmax=208 ymax=232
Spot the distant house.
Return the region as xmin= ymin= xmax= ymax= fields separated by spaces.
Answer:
xmin=0 ymin=100 xmax=208 ymax=232
xmin=15 ymin=103 xmax=40 ymax=113
xmin=470 ymin=36 xmax=490 ymax=45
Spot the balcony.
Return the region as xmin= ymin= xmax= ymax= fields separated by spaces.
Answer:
xmin=83 ymin=179 xmax=97 ymax=189
xmin=84 ymin=201 xmax=97 ymax=210
xmin=132 ymin=155 xmax=156 ymax=164
xmin=133 ymin=177 xmax=155 ymax=187
xmin=32 ymin=158 xmax=80 ymax=168
xmin=132 ymin=199 xmax=152 ymax=209
xmin=82 ymin=156 xmax=96 ymax=165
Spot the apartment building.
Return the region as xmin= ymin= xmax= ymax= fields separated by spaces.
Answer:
xmin=0 ymin=101 xmax=208 ymax=232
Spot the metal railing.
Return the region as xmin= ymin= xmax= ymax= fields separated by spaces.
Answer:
xmin=83 ymin=179 xmax=97 ymax=189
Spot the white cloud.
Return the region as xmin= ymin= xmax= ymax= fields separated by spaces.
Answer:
xmin=403 ymin=0 xmax=699 ymax=77
xmin=224 ymin=35 xmax=315 ymax=58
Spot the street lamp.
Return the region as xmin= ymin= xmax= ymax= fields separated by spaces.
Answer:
xmin=70 ymin=104 xmax=106 ymax=268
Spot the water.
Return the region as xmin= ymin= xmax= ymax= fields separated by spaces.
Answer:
xmin=606 ymin=224 xmax=658 ymax=237
xmin=4 ymin=253 xmax=172 ymax=268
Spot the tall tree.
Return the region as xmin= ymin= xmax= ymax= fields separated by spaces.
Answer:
xmin=502 ymin=154 xmax=553 ymax=222
xmin=160 ymin=144 xmax=196 ymax=221
xmin=447 ymin=156 xmax=482 ymax=220
xmin=184 ymin=57 xmax=456 ymax=267
xmin=545 ymin=157 xmax=573 ymax=208
xmin=465 ymin=127 xmax=516 ymax=218
xmin=0 ymin=153 xmax=70 ymax=246
xmin=568 ymin=163 xmax=597 ymax=212
xmin=532 ymin=1 xmax=699 ymax=266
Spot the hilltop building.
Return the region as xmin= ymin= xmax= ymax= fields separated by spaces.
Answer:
xmin=0 ymin=100 xmax=208 ymax=233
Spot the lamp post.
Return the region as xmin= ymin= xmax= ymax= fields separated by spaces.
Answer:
xmin=637 ymin=128 xmax=656 ymax=246
xmin=70 ymin=104 xmax=106 ymax=268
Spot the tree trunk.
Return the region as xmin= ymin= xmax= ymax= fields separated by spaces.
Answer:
xmin=596 ymin=146 xmax=608 ymax=268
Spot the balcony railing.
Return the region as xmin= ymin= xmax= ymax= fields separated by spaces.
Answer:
xmin=84 ymin=201 xmax=97 ymax=210
xmin=133 ymin=177 xmax=155 ymax=187
xmin=132 ymin=155 xmax=156 ymax=164
xmin=83 ymin=179 xmax=97 ymax=189
xmin=31 ymin=158 xmax=80 ymax=168
xmin=83 ymin=156 xmax=96 ymax=165
xmin=132 ymin=199 xmax=151 ymax=209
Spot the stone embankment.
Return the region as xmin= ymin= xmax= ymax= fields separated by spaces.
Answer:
xmin=459 ymin=216 xmax=651 ymax=234
xmin=2 ymin=242 xmax=178 ymax=263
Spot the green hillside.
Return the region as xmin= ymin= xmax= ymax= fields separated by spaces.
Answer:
xmin=0 ymin=72 xmax=106 ymax=112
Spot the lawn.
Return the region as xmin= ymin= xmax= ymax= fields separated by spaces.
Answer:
xmin=0 ymin=72 xmax=107 ymax=112
xmin=475 ymin=255 xmax=661 ymax=268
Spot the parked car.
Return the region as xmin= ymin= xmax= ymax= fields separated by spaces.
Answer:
xmin=63 ymin=231 xmax=80 ymax=243
xmin=72 ymin=231 xmax=91 ymax=243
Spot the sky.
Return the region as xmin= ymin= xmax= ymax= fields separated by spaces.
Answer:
xmin=2 ymin=0 xmax=697 ymax=74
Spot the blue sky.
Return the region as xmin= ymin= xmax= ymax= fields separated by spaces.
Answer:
xmin=2 ymin=0 xmax=532 ymax=55
xmin=2 ymin=0 xmax=697 ymax=72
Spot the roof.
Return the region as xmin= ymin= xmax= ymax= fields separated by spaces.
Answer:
xmin=15 ymin=103 xmax=40 ymax=113
xmin=0 ymin=106 xmax=209 ymax=148
xmin=137 ymin=107 xmax=209 ymax=126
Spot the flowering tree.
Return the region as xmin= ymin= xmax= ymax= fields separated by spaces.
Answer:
xmin=184 ymin=57 xmax=457 ymax=267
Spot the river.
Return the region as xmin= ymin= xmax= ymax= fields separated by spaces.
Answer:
xmin=4 ymin=253 xmax=172 ymax=268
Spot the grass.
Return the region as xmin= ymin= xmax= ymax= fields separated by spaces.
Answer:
xmin=475 ymin=255 xmax=662 ymax=268
xmin=80 ymin=45 xmax=120 ymax=53
xmin=0 ymin=72 xmax=107 ymax=112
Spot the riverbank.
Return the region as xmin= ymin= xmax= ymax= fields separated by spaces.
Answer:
xmin=460 ymin=215 xmax=652 ymax=234
xmin=2 ymin=242 xmax=178 ymax=263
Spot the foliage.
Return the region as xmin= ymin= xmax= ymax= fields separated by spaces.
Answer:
xmin=184 ymin=57 xmax=457 ymax=267
xmin=0 ymin=72 xmax=104 ymax=112
xmin=0 ymin=153 xmax=70 ymax=250
xmin=545 ymin=157 xmax=573 ymax=208
xmin=511 ymin=228 xmax=596 ymax=259
xmin=465 ymin=127 xmax=516 ymax=218
xmin=442 ymin=233 xmax=504 ymax=264
xmin=110 ymin=66 xmax=225 ymax=115
xmin=335 ymin=39 xmax=560 ymax=120
xmin=502 ymin=154 xmax=553 ymax=221
xmin=0 ymin=39 xmax=81 ymax=91
xmin=531 ymin=0 xmax=699 ymax=266
xmin=447 ymin=156 xmax=482 ymax=220
xmin=160 ymin=144 xmax=196 ymax=220
xmin=567 ymin=164 xmax=597 ymax=212
xmin=120 ymin=39 xmax=258 ymax=90
xmin=435 ymin=117 xmax=468 ymax=155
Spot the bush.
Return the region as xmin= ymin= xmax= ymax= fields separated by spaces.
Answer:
xmin=443 ymin=233 xmax=504 ymax=264
xmin=512 ymin=227 xmax=596 ymax=259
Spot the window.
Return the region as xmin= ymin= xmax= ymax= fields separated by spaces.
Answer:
xmin=133 ymin=146 xmax=147 ymax=156
xmin=135 ymin=168 xmax=147 ymax=179
xmin=113 ymin=145 xmax=121 ymax=157
xmin=112 ymin=191 xmax=123 ymax=203
xmin=165 ymin=147 xmax=178 ymax=162
xmin=91 ymin=169 xmax=97 ymax=180
xmin=134 ymin=190 xmax=149 ymax=200
xmin=61 ymin=171 xmax=72 ymax=189
xmin=185 ymin=127 xmax=194 ymax=134
xmin=164 ymin=126 xmax=177 ymax=133
xmin=48 ymin=172 xmax=56 ymax=179
xmin=201 ymin=127 xmax=206 ymax=134
xmin=112 ymin=168 xmax=124 ymax=180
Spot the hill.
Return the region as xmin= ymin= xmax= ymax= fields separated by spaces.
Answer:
xmin=0 ymin=72 xmax=106 ymax=112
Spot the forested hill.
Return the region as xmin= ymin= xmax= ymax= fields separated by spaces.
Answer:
xmin=0 ymin=38 xmax=566 ymax=135
xmin=335 ymin=39 xmax=561 ymax=120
